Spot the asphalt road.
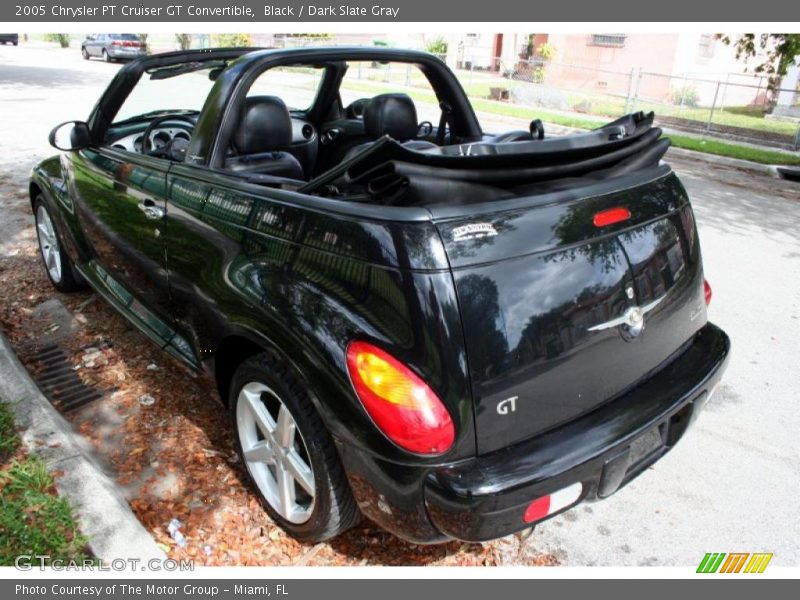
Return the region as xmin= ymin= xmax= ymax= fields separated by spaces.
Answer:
xmin=1 ymin=43 xmax=799 ymax=566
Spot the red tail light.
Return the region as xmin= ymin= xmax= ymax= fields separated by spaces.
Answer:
xmin=111 ymin=40 xmax=121 ymax=46
xmin=345 ymin=341 xmax=455 ymax=454
xmin=704 ymin=279 xmax=712 ymax=306
xmin=593 ymin=206 xmax=631 ymax=228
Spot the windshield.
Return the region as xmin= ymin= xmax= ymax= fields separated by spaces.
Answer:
xmin=113 ymin=64 xmax=220 ymax=123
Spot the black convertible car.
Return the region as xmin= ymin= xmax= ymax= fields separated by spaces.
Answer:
xmin=31 ymin=47 xmax=729 ymax=543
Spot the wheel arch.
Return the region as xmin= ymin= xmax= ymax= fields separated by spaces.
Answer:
xmin=29 ymin=180 xmax=43 ymax=209
xmin=213 ymin=333 xmax=269 ymax=405
xmin=212 ymin=327 xmax=325 ymax=411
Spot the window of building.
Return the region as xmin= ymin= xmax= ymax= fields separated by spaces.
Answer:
xmin=698 ymin=34 xmax=716 ymax=59
xmin=588 ymin=34 xmax=627 ymax=48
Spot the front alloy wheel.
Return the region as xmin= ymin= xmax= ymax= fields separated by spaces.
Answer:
xmin=34 ymin=197 xmax=84 ymax=293
xmin=36 ymin=204 xmax=62 ymax=284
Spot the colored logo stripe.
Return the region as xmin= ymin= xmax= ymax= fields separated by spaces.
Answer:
xmin=720 ymin=553 xmax=749 ymax=573
xmin=697 ymin=553 xmax=726 ymax=573
xmin=744 ymin=553 xmax=773 ymax=573
xmin=697 ymin=552 xmax=773 ymax=573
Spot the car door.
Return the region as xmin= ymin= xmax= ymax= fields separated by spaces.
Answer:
xmin=68 ymin=146 xmax=178 ymax=351
xmin=86 ymin=34 xmax=99 ymax=56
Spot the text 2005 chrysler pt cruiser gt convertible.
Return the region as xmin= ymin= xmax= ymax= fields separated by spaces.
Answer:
xmin=31 ymin=47 xmax=729 ymax=543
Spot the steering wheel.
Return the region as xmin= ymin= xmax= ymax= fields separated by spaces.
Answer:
xmin=141 ymin=114 xmax=196 ymax=160
xmin=417 ymin=121 xmax=433 ymax=138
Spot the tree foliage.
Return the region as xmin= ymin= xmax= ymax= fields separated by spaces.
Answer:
xmin=44 ymin=34 xmax=70 ymax=48
xmin=175 ymin=34 xmax=192 ymax=51
xmin=719 ymin=33 xmax=800 ymax=87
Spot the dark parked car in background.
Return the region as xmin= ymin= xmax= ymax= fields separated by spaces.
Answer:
xmin=81 ymin=33 xmax=147 ymax=62
xmin=31 ymin=47 xmax=730 ymax=544
xmin=0 ymin=33 xmax=19 ymax=45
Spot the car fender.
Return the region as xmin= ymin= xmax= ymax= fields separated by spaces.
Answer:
xmin=30 ymin=155 xmax=87 ymax=268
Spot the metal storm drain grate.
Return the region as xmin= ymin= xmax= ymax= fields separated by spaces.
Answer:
xmin=27 ymin=343 xmax=104 ymax=412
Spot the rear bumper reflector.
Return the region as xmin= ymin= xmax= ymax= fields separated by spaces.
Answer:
xmin=523 ymin=482 xmax=583 ymax=523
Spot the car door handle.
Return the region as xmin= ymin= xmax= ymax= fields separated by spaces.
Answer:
xmin=138 ymin=199 xmax=165 ymax=220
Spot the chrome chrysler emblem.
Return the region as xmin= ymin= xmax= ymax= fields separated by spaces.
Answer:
xmin=587 ymin=296 xmax=665 ymax=338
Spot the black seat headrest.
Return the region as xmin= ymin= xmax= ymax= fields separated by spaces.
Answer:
xmin=364 ymin=93 xmax=418 ymax=142
xmin=233 ymin=96 xmax=293 ymax=155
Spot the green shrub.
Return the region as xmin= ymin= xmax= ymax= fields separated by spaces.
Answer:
xmin=425 ymin=37 xmax=448 ymax=56
xmin=215 ymin=33 xmax=252 ymax=48
xmin=670 ymin=85 xmax=700 ymax=108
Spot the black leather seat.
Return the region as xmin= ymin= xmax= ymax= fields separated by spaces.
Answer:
xmin=225 ymin=96 xmax=304 ymax=180
xmin=345 ymin=93 xmax=437 ymax=159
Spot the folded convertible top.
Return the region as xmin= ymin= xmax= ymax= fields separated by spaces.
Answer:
xmin=301 ymin=111 xmax=671 ymax=205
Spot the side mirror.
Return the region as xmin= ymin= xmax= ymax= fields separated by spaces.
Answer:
xmin=48 ymin=121 xmax=91 ymax=151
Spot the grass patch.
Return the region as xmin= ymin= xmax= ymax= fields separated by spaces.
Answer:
xmin=667 ymin=135 xmax=800 ymax=166
xmin=0 ymin=401 xmax=93 ymax=566
xmin=0 ymin=401 xmax=17 ymax=460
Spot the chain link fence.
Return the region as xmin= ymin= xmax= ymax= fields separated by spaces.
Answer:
xmin=331 ymin=45 xmax=799 ymax=151
xmin=445 ymin=55 xmax=800 ymax=150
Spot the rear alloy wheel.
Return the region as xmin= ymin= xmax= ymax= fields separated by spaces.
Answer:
xmin=102 ymin=49 xmax=111 ymax=63
xmin=237 ymin=382 xmax=316 ymax=524
xmin=34 ymin=197 xmax=84 ymax=292
xmin=81 ymin=47 xmax=89 ymax=60
xmin=230 ymin=353 xmax=359 ymax=542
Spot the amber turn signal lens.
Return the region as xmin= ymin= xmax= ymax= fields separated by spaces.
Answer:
xmin=346 ymin=341 xmax=455 ymax=454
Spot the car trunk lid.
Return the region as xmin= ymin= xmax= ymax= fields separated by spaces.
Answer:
xmin=433 ymin=168 xmax=708 ymax=455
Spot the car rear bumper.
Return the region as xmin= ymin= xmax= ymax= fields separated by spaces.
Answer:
xmin=337 ymin=322 xmax=730 ymax=543
xmin=107 ymin=47 xmax=147 ymax=58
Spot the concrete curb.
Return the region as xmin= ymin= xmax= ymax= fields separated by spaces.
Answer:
xmin=0 ymin=331 xmax=165 ymax=562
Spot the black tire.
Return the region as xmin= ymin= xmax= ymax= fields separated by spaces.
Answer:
xmin=33 ymin=196 xmax=84 ymax=293
xmin=229 ymin=352 xmax=360 ymax=542
xmin=81 ymin=47 xmax=89 ymax=60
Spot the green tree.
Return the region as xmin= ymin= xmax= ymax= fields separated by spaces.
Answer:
xmin=175 ymin=34 xmax=192 ymax=51
xmin=719 ymin=33 xmax=800 ymax=88
xmin=44 ymin=34 xmax=70 ymax=48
